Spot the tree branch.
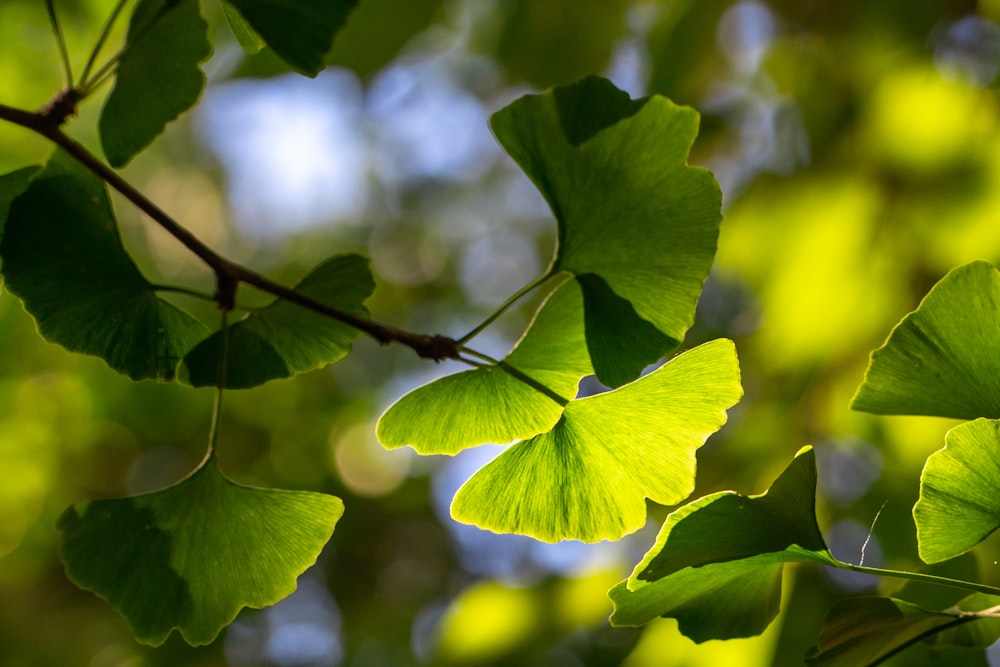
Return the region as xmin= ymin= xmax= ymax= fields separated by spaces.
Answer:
xmin=0 ymin=98 xmax=463 ymax=362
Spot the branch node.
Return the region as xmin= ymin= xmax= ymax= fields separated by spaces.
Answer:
xmin=38 ymin=88 xmax=83 ymax=128
xmin=417 ymin=335 xmax=462 ymax=362
xmin=214 ymin=271 xmax=239 ymax=312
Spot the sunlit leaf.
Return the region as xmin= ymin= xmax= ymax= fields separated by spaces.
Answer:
xmin=451 ymin=338 xmax=741 ymax=542
xmin=182 ymin=254 xmax=374 ymax=389
xmin=99 ymin=0 xmax=211 ymax=167
xmin=377 ymin=279 xmax=592 ymax=455
xmin=58 ymin=458 xmax=343 ymax=646
xmin=805 ymin=596 xmax=1000 ymax=666
xmin=491 ymin=76 xmax=722 ymax=386
xmin=609 ymin=447 xmax=837 ymax=640
xmin=222 ymin=0 xmax=266 ymax=54
xmin=0 ymin=152 xmax=209 ymax=381
xmin=225 ymin=0 xmax=358 ymax=76
xmin=913 ymin=418 xmax=1000 ymax=563
xmin=852 ymin=261 xmax=1000 ymax=419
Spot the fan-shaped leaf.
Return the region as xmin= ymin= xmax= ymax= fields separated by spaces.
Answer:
xmin=58 ymin=458 xmax=343 ymax=646
xmin=914 ymin=418 xmax=1000 ymax=563
xmin=225 ymin=0 xmax=358 ymax=75
xmin=805 ymin=595 xmax=1000 ymax=667
xmin=377 ymin=279 xmax=592 ymax=455
xmin=0 ymin=166 xmax=39 ymax=270
xmin=99 ymin=0 xmax=211 ymax=167
xmin=451 ymin=338 xmax=741 ymax=542
xmin=609 ymin=447 xmax=836 ymax=639
xmin=491 ymin=76 xmax=722 ymax=386
xmin=181 ymin=254 xmax=374 ymax=389
xmin=0 ymin=152 xmax=209 ymax=381
xmin=852 ymin=261 xmax=1000 ymax=419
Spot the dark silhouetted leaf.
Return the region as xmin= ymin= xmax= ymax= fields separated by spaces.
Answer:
xmin=99 ymin=0 xmax=211 ymax=167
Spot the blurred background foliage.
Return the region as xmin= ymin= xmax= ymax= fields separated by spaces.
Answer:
xmin=2 ymin=0 xmax=1000 ymax=665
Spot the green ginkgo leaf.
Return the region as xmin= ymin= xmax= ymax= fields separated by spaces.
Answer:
xmin=805 ymin=595 xmax=1000 ymax=667
xmin=225 ymin=0 xmax=358 ymax=76
xmin=491 ymin=76 xmax=722 ymax=387
xmin=377 ymin=278 xmax=592 ymax=455
xmin=0 ymin=152 xmax=209 ymax=381
xmin=852 ymin=261 xmax=1000 ymax=420
xmin=451 ymin=338 xmax=741 ymax=543
xmin=609 ymin=447 xmax=837 ymax=639
xmin=99 ymin=0 xmax=211 ymax=167
xmin=914 ymin=418 xmax=1000 ymax=563
xmin=0 ymin=166 xmax=39 ymax=270
xmin=58 ymin=458 xmax=343 ymax=646
xmin=181 ymin=254 xmax=374 ymax=389
xmin=222 ymin=0 xmax=266 ymax=53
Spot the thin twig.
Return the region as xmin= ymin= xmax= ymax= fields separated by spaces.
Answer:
xmin=0 ymin=101 xmax=465 ymax=362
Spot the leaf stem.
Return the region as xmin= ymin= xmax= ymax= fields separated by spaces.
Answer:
xmin=205 ymin=310 xmax=231 ymax=462
xmin=837 ymin=561 xmax=1000 ymax=598
xmin=44 ymin=0 xmax=74 ymax=87
xmin=456 ymin=272 xmax=562 ymax=345
xmin=150 ymin=284 xmax=217 ymax=302
xmin=79 ymin=0 xmax=129 ymax=87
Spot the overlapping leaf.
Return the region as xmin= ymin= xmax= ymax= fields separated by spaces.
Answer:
xmin=99 ymin=0 xmax=211 ymax=167
xmin=852 ymin=261 xmax=1000 ymax=420
xmin=450 ymin=338 xmax=741 ymax=543
xmin=491 ymin=76 xmax=722 ymax=387
xmin=0 ymin=152 xmax=209 ymax=381
xmin=806 ymin=595 xmax=1000 ymax=667
xmin=182 ymin=254 xmax=374 ymax=389
xmin=59 ymin=458 xmax=343 ymax=646
xmin=224 ymin=0 xmax=358 ymax=75
xmin=0 ymin=166 xmax=38 ymax=269
xmin=378 ymin=279 xmax=592 ymax=455
xmin=914 ymin=418 xmax=1000 ymax=563
xmin=609 ymin=447 xmax=837 ymax=639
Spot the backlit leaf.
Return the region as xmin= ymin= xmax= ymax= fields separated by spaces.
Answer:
xmin=914 ymin=418 xmax=1000 ymax=563
xmin=377 ymin=278 xmax=592 ymax=455
xmin=99 ymin=0 xmax=211 ymax=167
xmin=225 ymin=0 xmax=358 ymax=76
xmin=609 ymin=447 xmax=837 ymax=640
xmin=0 ymin=152 xmax=209 ymax=381
xmin=805 ymin=596 xmax=1000 ymax=666
xmin=59 ymin=458 xmax=343 ymax=646
xmin=181 ymin=254 xmax=374 ymax=389
xmin=491 ymin=76 xmax=721 ymax=386
xmin=852 ymin=261 xmax=1000 ymax=419
xmin=451 ymin=338 xmax=741 ymax=542
xmin=222 ymin=0 xmax=266 ymax=54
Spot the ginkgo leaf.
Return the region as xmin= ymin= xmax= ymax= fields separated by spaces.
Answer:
xmin=99 ymin=0 xmax=211 ymax=167
xmin=222 ymin=0 xmax=266 ymax=54
xmin=805 ymin=595 xmax=1000 ymax=667
xmin=58 ymin=458 xmax=343 ymax=646
xmin=491 ymin=76 xmax=722 ymax=387
xmin=181 ymin=254 xmax=374 ymax=389
xmin=377 ymin=278 xmax=592 ymax=455
xmin=0 ymin=152 xmax=209 ymax=381
xmin=852 ymin=261 xmax=1000 ymax=420
xmin=0 ymin=166 xmax=38 ymax=270
xmin=225 ymin=0 xmax=358 ymax=76
xmin=450 ymin=338 xmax=741 ymax=543
xmin=609 ymin=447 xmax=837 ymax=640
xmin=913 ymin=418 xmax=1000 ymax=563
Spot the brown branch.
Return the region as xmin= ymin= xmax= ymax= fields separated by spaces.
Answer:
xmin=0 ymin=96 xmax=463 ymax=362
